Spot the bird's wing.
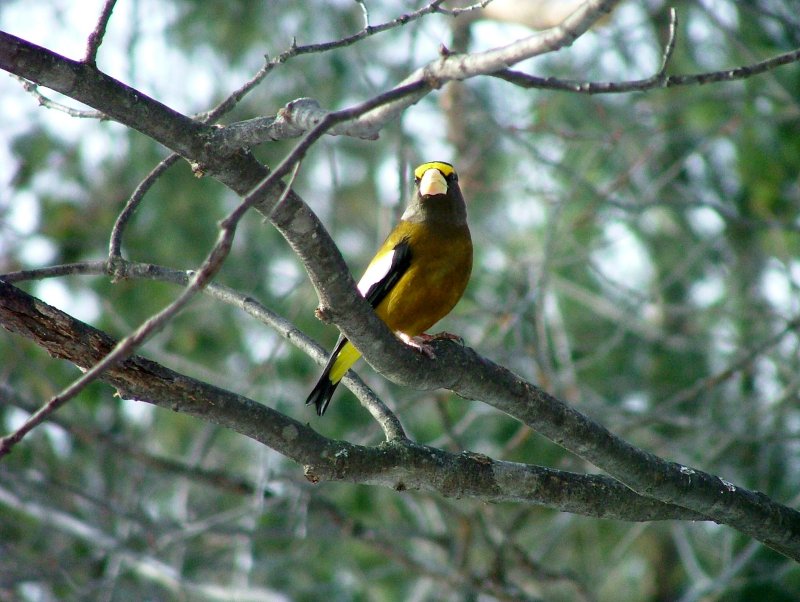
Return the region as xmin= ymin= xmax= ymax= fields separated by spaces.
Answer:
xmin=357 ymin=237 xmax=412 ymax=308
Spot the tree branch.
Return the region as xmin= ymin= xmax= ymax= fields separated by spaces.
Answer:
xmin=10 ymin=74 xmax=105 ymax=119
xmin=209 ymin=0 xmax=619 ymax=145
xmin=1 ymin=259 xmax=407 ymax=442
xmin=108 ymin=154 xmax=181 ymax=262
xmin=492 ymin=45 xmax=800 ymax=94
xmin=0 ymin=279 xmax=701 ymax=522
xmin=3 ymin=19 xmax=800 ymax=561
xmin=83 ymin=0 xmax=118 ymax=65
xmin=272 ymin=201 xmax=800 ymax=560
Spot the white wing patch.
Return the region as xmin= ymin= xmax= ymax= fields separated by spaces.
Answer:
xmin=358 ymin=248 xmax=395 ymax=295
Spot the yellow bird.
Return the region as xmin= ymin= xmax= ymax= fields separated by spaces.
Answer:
xmin=306 ymin=161 xmax=473 ymax=415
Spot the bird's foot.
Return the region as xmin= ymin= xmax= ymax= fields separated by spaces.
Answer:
xmin=397 ymin=332 xmax=437 ymax=359
xmin=428 ymin=331 xmax=464 ymax=345
xmin=396 ymin=331 xmax=463 ymax=359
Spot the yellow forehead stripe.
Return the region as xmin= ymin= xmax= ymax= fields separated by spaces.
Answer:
xmin=414 ymin=161 xmax=455 ymax=180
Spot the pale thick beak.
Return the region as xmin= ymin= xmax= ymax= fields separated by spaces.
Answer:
xmin=419 ymin=169 xmax=448 ymax=197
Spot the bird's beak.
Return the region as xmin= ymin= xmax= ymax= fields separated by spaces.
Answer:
xmin=419 ymin=169 xmax=448 ymax=197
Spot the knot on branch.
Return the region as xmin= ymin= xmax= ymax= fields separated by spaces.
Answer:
xmin=106 ymin=256 xmax=129 ymax=283
xmin=280 ymin=97 xmax=327 ymax=129
xmin=314 ymin=305 xmax=333 ymax=324
xmin=422 ymin=66 xmax=444 ymax=90
xmin=303 ymin=466 xmax=321 ymax=484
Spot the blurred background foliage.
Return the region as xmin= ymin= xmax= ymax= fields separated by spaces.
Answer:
xmin=2 ymin=0 xmax=800 ymax=600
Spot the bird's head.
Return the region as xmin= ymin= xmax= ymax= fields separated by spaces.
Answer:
xmin=404 ymin=161 xmax=467 ymax=224
xmin=416 ymin=161 xmax=455 ymax=197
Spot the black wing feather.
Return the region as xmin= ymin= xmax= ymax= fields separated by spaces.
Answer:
xmin=305 ymin=238 xmax=412 ymax=416
xmin=363 ymin=237 xmax=412 ymax=308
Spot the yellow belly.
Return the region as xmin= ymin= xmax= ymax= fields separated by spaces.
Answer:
xmin=329 ymin=221 xmax=472 ymax=383
xmin=376 ymin=240 xmax=472 ymax=335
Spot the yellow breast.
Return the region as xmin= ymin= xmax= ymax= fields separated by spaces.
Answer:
xmin=375 ymin=221 xmax=472 ymax=336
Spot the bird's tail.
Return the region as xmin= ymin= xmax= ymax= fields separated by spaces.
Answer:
xmin=306 ymin=371 xmax=339 ymax=416
xmin=305 ymin=338 xmax=361 ymax=416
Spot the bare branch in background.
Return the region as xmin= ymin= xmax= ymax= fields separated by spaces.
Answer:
xmin=83 ymin=0 xmax=118 ymax=65
xmin=10 ymin=74 xmax=106 ymax=119
xmin=493 ymin=44 xmax=800 ymax=94
xmin=211 ymin=0 xmax=620 ymax=146
xmin=108 ymin=154 xmax=181 ymax=264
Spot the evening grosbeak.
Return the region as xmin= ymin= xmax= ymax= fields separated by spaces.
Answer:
xmin=306 ymin=161 xmax=473 ymax=416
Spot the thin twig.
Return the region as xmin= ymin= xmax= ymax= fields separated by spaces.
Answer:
xmin=355 ymin=0 xmax=370 ymax=29
xmin=492 ymin=43 xmax=800 ymax=94
xmin=435 ymin=0 xmax=494 ymax=17
xmin=84 ymin=0 xmax=118 ymax=65
xmin=107 ymin=153 xmax=180 ymax=264
xmin=12 ymin=75 xmax=105 ymax=119
xmin=0 ymin=260 xmax=107 ymax=282
xmin=620 ymin=315 xmax=800 ymax=434
xmin=656 ymin=8 xmax=679 ymax=82
xmin=274 ymin=0 xmax=448 ymax=58
xmin=197 ymin=56 xmax=287 ymax=125
xmin=198 ymin=0 xmax=450 ymax=124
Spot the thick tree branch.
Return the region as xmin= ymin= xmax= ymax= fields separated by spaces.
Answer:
xmin=273 ymin=209 xmax=800 ymax=560
xmin=3 ymin=23 xmax=800 ymax=561
xmin=1 ymin=260 xmax=407 ymax=442
xmin=0 ymin=33 xmax=416 ymax=437
xmin=0 ymin=32 xmax=428 ymax=451
xmin=0 ymin=279 xmax=701 ymax=522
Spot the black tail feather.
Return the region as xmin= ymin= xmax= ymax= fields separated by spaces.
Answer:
xmin=306 ymin=337 xmax=348 ymax=416
xmin=305 ymin=372 xmax=339 ymax=416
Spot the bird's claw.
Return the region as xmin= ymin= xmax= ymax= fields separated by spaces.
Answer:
xmin=396 ymin=331 xmax=463 ymax=359
xmin=397 ymin=332 xmax=437 ymax=359
xmin=429 ymin=331 xmax=464 ymax=345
